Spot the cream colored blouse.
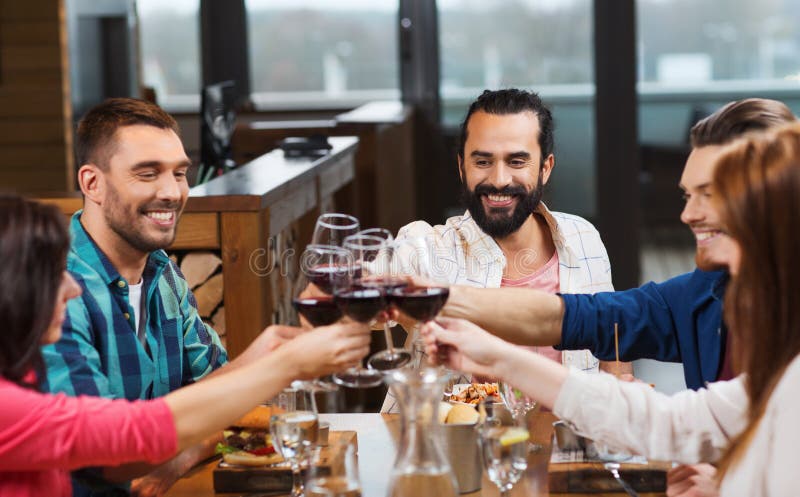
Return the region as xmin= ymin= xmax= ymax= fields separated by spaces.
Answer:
xmin=554 ymin=355 xmax=800 ymax=496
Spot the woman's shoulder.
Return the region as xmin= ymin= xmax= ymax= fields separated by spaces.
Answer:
xmin=758 ymin=355 xmax=800 ymax=426
xmin=771 ymin=354 xmax=800 ymax=398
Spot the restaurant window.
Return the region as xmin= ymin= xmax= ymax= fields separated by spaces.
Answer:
xmin=136 ymin=0 xmax=201 ymax=111
xmin=637 ymin=0 xmax=800 ymax=88
xmin=245 ymin=0 xmax=400 ymax=110
xmin=438 ymin=0 xmax=596 ymax=218
xmin=636 ymin=0 xmax=800 ymax=156
xmin=439 ymin=0 xmax=594 ymax=124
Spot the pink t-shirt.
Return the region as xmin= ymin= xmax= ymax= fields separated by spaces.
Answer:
xmin=0 ymin=375 xmax=177 ymax=497
xmin=501 ymin=251 xmax=563 ymax=364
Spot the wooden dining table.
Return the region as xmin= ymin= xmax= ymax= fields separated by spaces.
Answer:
xmin=164 ymin=413 xmax=666 ymax=497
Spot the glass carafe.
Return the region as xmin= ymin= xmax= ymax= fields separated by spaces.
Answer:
xmin=385 ymin=368 xmax=458 ymax=497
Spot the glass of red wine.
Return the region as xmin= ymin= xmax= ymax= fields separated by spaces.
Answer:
xmin=348 ymin=230 xmax=413 ymax=373
xmin=293 ymin=245 xmax=350 ymax=326
xmin=292 ymin=245 xmax=352 ymax=392
xmin=331 ymin=234 xmax=390 ymax=388
xmin=299 ymin=245 xmax=356 ymax=296
xmin=387 ymin=286 xmax=450 ymax=322
xmin=390 ymin=235 xmax=451 ymax=369
xmin=313 ymin=213 xmax=360 ymax=247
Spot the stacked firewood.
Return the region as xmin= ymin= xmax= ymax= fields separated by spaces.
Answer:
xmin=171 ymin=251 xmax=226 ymax=347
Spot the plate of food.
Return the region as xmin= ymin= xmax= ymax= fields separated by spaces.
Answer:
xmin=215 ymin=405 xmax=285 ymax=467
xmin=446 ymin=382 xmax=501 ymax=405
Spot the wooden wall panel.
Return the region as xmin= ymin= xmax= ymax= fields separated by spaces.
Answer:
xmin=1 ymin=0 xmax=60 ymax=21
xmin=1 ymin=46 xmax=63 ymax=71
xmin=0 ymin=120 xmax=65 ymax=145
xmin=0 ymin=69 xmax=65 ymax=88
xmin=0 ymin=91 xmax=68 ymax=117
xmin=0 ymin=145 xmax=71 ymax=169
xmin=0 ymin=0 xmax=73 ymax=191
xmin=0 ymin=21 xmax=62 ymax=45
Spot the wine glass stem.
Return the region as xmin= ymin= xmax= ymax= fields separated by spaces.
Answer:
xmin=412 ymin=323 xmax=426 ymax=368
xmin=383 ymin=322 xmax=395 ymax=354
xmin=291 ymin=464 xmax=303 ymax=497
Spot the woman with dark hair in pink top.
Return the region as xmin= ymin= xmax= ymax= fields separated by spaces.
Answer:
xmin=0 ymin=194 xmax=371 ymax=497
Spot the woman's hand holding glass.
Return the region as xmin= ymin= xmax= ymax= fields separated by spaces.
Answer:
xmin=420 ymin=316 xmax=509 ymax=379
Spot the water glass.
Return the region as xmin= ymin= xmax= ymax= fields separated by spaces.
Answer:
xmin=478 ymin=400 xmax=528 ymax=497
xmin=271 ymin=388 xmax=319 ymax=497
xmin=305 ymin=439 xmax=362 ymax=497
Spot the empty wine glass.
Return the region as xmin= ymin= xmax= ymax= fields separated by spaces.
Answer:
xmin=313 ymin=213 xmax=360 ymax=247
xmin=478 ymin=399 xmax=529 ymax=497
xmin=331 ymin=234 xmax=386 ymax=388
xmin=271 ymin=387 xmax=319 ymax=497
xmin=498 ymin=382 xmax=543 ymax=453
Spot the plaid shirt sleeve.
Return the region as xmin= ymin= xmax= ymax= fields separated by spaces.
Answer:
xmin=589 ymin=225 xmax=614 ymax=292
xmin=170 ymin=262 xmax=228 ymax=385
xmin=42 ymin=285 xmax=116 ymax=399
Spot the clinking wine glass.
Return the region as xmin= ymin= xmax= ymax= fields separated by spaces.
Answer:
xmin=388 ymin=236 xmax=449 ymax=368
xmin=271 ymin=387 xmax=320 ymax=497
xmin=294 ymin=245 xmax=350 ymax=324
xmin=349 ymin=229 xmax=413 ymax=373
xmin=498 ymin=382 xmax=543 ymax=453
xmin=292 ymin=245 xmax=352 ymax=392
xmin=331 ymin=234 xmax=385 ymax=388
xmin=313 ymin=213 xmax=360 ymax=247
xmin=388 ymin=284 xmax=450 ymax=369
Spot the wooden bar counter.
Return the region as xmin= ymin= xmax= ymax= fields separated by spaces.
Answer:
xmin=38 ymin=136 xmax=358 ymax=358
xmin=165 ymin=412 xmax=666 ymax=497
xmin=233 ymin=101 xmax=415 ymax=234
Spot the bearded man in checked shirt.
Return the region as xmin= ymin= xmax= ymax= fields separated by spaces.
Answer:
xmin=381 ymin=89 xmax=632 ymax=414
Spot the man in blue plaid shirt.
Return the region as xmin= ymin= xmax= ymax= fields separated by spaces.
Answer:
xmin=41 ymin=98 xmax=295 ymax=497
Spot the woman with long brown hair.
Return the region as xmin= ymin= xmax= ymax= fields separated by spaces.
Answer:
xmin=0 ymin=195 xmax=371 ymax=497
xmin=422 ymin=122 xmax=800 ymax=495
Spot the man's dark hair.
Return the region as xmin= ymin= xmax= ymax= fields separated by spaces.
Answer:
xmin=458 ymin=89 xmax=554 ymax=162
xmin=76 ymin=97 xmax=181 ymax=169
xmin=690 ymin=98 xmax=796 ymax=147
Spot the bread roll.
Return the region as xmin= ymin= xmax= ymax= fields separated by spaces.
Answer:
xmin=438 ymin=402 xmax=453 ymax=424
xmin=232 ymin=405 xmax=282 ymax=429
xmin=445 ymin=403 xmax=479 ymax=424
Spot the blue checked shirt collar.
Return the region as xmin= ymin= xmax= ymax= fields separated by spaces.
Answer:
xmin=70 ymin=211 xmax=170 ymax=290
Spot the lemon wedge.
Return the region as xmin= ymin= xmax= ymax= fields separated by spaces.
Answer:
xmin=499 ymin=427 xmax=530 ymax=447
